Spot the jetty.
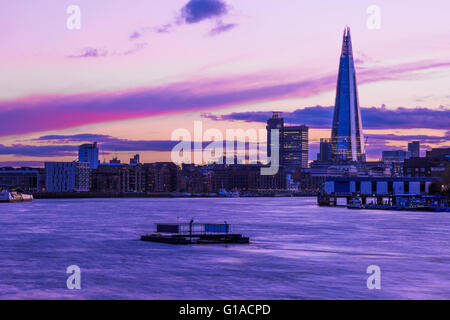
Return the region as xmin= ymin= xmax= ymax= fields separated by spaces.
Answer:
xmin=140 ymin=221 xmax=250 ymax=245
xmin=318 ymin=176 xmax=449 ymax=211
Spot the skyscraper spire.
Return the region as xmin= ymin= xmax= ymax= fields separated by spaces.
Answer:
xmin=331 ymin=26 xmax=365 ymax=162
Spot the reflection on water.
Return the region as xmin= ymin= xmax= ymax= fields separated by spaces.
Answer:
xmin=0 ymin=198 xmax=449 ymax=299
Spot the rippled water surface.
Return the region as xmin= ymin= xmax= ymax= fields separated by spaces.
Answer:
xmin=0 ymin=198 xmax=449 ymax=299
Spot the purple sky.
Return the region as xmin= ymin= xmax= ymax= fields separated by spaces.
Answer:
xmin=0 ymin=0 xmax=449 ymax=165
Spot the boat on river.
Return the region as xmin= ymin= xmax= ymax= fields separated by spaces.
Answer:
xmin=347 ymin=198 xmax=363 ymax=209
xmin=218 ymin=189 xmax=240 ymax=198
xmin=0 ymin=188 xmax=33 ymax=203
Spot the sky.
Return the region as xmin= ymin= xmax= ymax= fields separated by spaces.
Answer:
xmin=0 ymin=0 xmax=449 ymax=166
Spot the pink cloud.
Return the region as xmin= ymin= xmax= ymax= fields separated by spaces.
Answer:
xmin=0 ymin=58 xmax=449 ymax=137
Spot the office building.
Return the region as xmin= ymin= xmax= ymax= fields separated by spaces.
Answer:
xmin=331 ymin=27 xmax=366 ymax=162
xmin=130 ymin=154 xmax=140 ymax=165
xmin=404 ymin=148 xmax=450 ymax=178
xmin=266 ymin=112 xmax=309 ymax=170
xmin=266 ymin=112 xmax=284 ymax=159
xmin=382 ymin=150 xmax=411 ymax=164
xmin=78 ymin=142 xmax=99 ymax=169
xmin=318 ymin=138 xmax=332 ymax=162
xmin=0 ymin=167 xmax=45 ymax=193
xmin=282 ymin=125 xmax=309 ymax=169
xmin=408 ymin=141 xmax=420 ymax=158
xmin=45 ymin=162 xmax=91 ymax=192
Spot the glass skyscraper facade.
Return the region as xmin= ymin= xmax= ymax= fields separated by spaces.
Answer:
xmin=282 ymin=126 xmax=309 ymax=169
xmin=408 ymin=141 xmax=420 ymax=158
xmin=78 ymin=142 xmax=99 ymax=169
xmin=331 ymin=27 xmax=365 ymax=162
xmin=266 ymin=112 xmax=309 ymax=170
xmin=266 ymin=112 xmax=284 ymax=159
xmin=318 ymin=138 xmax=332 ymax=162
xmin=382 ymin=150 xmax=411 ymax=164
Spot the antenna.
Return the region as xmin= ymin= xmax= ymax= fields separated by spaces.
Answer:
xmin=101 ymin=147 xmax=106 ymax=164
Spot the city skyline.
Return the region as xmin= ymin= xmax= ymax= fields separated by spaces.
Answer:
xmin=1 ymin=2 xmax=450 ymax=302
xmin=1 ymin=0 xmax=449 ymax=167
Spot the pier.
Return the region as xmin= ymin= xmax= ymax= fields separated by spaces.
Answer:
xmin=318 ymin=177 xmax=443 ymax=208
xmin=141 ymin=222 xmax=250 ymax=245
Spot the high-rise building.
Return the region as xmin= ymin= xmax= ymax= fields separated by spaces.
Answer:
xmin=404 ymin=148 xmax=449 ymax=178
xmin=266 ymin=112 xmax=284 ymax=159
xmin=408 ymin=141 xmax=420 ymax=158
xmin=109 ymin=157 xmax=121 ymax=164
xmin=331 ymin=27 xmax=365 ymax=162
xmin=130 ymin=154 xmax=140 ymax=165
xmin=382 ymin=150 xmax=411 ymax=164
xmin=266 ymin=112 xmax=309 ymax=170
xmin=318 ymin=138 xmax=332 ymax=162
xmin=45 ymin=162 xmax=91 ymax=192
xmin=0 ymin=167 xmax=45 ymax=193
xmin=78 ymin=142 xmax=99 ymax=169
xmin=426 ymin=148 xmax=450 ymax=160
xmin=282 ymin=126 xmax=309 ymax=169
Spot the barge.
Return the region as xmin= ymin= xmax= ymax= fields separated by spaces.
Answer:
xmin=0 ymin=188 xmax=33 ymax=203
xmin=140 ymin=221 xmax=250 ymax=245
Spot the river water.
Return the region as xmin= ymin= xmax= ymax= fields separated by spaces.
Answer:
xmin=0 ymin=197 xmax=449 ymax=299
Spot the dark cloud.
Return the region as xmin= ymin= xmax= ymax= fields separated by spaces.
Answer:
xmin=36 ymin=134 xmax=181 ymax=152
xmin=3 ymin=130 xmax=448 ymax=163
xmin=0 ymin=136 xmax=177 ymax=158
xmin=123 ymin=42 xmax=148 ymax=55
xmin=150 ymin=0 xmax=235 ymax=36
xmin=364 ymin=132 xmax=450 ymax=159
xmin=0 ymin=144 xmax=77 ymax=157
xmin=0 ymin=134 xmax=260 ymax=160
xmin=156 ymin=24 xmax=172 ymax=33
xmin=0 ymin=79 xmax=334 ymax=137
xmin=208 ymin=21 xmax=237 ymax=36
xmin=37 ymin=134 xmax=111 ymax=142
xmin=0 ymin=161 xmax=45 ymax=167
xmin=180 ymin=0 xmax=228 ymax=24
xmin=129 ymin=31 xmax=141 ymax=40
xmin=354 ymin=52 xmax=378 ymax=66
xmin=367 ymin=132 xmax=450 ymax=144
xmin=37 ymin=134 xmax=259 ymax=152
xmin=68 ymin=47 xmax=108 ymax=58
xmin=69 ymin=41 xmax=147 ymax=60
xmin=310 ymin=136 xmax=449 ymax=161
xmin=205 ymin=105 xmax=450 ymax=130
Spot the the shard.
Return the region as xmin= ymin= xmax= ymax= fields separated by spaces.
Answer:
xmin=331 ymin=26 xmax=366 ymax=162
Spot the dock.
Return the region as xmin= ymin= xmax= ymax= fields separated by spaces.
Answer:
xmin=318 ymin=177 xmax=442 ymax=205
xmin=317 ymin=176 xmax=449 ymax=212
xmin=140 ymin=222 xmax=250 ymax=245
